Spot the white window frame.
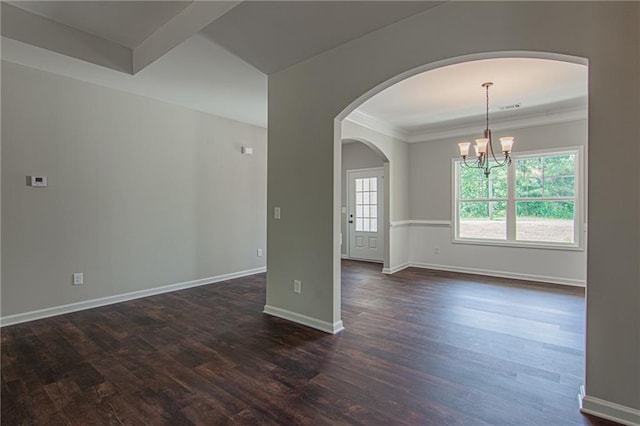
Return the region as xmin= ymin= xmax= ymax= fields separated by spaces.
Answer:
xmin=452 ymin=146 xmax=585 ymax=251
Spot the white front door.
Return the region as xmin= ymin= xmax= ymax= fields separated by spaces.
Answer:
xmin=348 ymin=168 xmax=384 ymax=262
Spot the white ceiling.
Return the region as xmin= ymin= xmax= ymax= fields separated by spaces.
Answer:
xmin=6 ymin=1 xmax=191 ymax=48
xmin=353 ymin=58 xmax=588 ymax=138
xmin=1 ymin=1 xmax=444 ymax=128
xmin=201 ymin=1 xmax=443 ymax=74
xmin=1 ymin=2 xmax=588 ymax=136
xmin=2 ymin=34 xmax=267 ymax=127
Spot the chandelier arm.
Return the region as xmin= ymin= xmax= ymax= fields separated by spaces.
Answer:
xmin=486 ymin=155 xmax=511 ymax=174
xmin=461 ymin=156 xmax=480 ymax=169
xmin=488 ymin=140 xmax=511 ymax=166
xmin=488 ymin=135 xmax=501 ymax=164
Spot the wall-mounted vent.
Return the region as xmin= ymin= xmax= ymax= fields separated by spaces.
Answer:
xmin=499 ymin=103 xmax=522 ymax=111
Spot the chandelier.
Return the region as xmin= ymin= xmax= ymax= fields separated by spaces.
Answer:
xmin=457 ymin=82 xmax=514 ymax=177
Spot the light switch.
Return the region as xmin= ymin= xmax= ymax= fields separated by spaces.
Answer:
xmin=274 ymin=207 xmax=281 ymax=219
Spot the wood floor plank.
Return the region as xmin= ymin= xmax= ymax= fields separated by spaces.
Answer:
xmin=1 ymin=263 xmax=620 ymax=425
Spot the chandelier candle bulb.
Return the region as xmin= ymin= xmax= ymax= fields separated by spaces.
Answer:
xmin=500 ymin=137 xmax=514 ymax=153
xmin=458 ymin=142 xmax=471 ymax=157
xmin=475 ymin=138 xmax=489 ymax=154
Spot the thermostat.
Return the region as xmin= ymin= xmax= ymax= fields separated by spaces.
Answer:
xmin=28 ymin=176 xmax=47 ymax=187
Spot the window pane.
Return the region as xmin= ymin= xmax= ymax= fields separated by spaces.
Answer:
xmin=544 ymin=154 xmax=575 ymax=177
xmin=517 ymin=177 xmax=543 ymax=198
xmin=544 ymin=176 xmax=575 ymax=197
xmin=354 ymin=175 xmax=379 ymax=233
xmin=460 ymin=166 xmax=484 ymax=182
xmin=516 ymin=157 xmax=542 ymax=197
xmin=459 ymin=164 xmax=488 ymax=200
xmin=517 ymin=157 xmax=543 ymax=178
xmin=489 ymin=166 xmax=507 ymax=199
xmin=459 ymin=162 xmax=507 ymax=200
xmin=363 ymin=192 xmax=370 ymax=204
xmin=459 ymin=201 xmax=506 ymax=240
xmin=517 ymin=154 xmax=576 ymax=198
xmin=460 ymin=179 xmax=487 ymax=200
xmin=370 ymin=177 xmax=377 ymax=191
xmin=516 ymin=201 xmax=575 ymax=243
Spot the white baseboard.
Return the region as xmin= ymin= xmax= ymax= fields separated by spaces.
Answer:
xmin=579 ymin=385 xmax=640 ymax=426
xmin=1 ymin=267 xmax=267 ymax=327
xmin=341 ymin=254 xmax=349 ymax=259
xmin=382 ymin=262 xmax=410 ymax=274
xmin=263 ymin=305 xmax=344 ymax=334
xmin=408 ymin=262 xmax=585 ymax=287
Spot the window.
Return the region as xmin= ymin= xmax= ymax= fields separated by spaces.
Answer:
xmin=453 ymin=148 xmax=582 ymax=249
xmin=355 ymin=177 xmax=378 ymax=232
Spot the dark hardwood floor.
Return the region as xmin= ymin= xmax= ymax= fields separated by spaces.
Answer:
xmin=2 ymin=260 xmax=617 ymax=425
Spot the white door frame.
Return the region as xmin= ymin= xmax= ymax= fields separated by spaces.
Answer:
xmin=346 ymin=166 xmax=384 ymax=262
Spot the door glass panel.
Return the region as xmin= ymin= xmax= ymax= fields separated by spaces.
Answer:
xmin=355 ymin=177 xmax=378 ymax=232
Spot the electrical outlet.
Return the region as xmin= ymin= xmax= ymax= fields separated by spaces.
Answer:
xmin=293 ymin=280 xmax=302 ymax=294
xmin=73 ymin=273 xmax=83 ymax=285
xmin=433 ymin=247 xmax=440 ymax=254
xmin=257 ymin=248 xmax=263 ymax=257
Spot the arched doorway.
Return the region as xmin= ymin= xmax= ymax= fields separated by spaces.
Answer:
xmin=340 ymin=138 xmax=390 ymax=268
xmin=334 ymin=53 xmax=588 ymax=300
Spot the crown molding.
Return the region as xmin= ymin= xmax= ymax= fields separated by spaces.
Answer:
xmin=348 ymin=98 xmax=588 ymax=144
xmin=406 ymin=107 xmax=587 ymax=143
xmin=345 ymin=110 xmax=409 ymax=141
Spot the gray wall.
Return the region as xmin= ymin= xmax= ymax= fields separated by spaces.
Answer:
xmin=408 ymin=120 xmax=587 ymax=285
xmin=267 ymin=1 xmax=639 ymax=412
xmin=2 ymin=61 xmax=267 ymax=317
xmin=340 ymin=141 xmax=384 ymax=256
xmin=410 ymin=120 xmax=587 ymax=220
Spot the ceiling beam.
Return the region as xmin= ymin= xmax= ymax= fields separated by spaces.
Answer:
xmin=1 ymin=1 xmax=241 ymax=76
xmin=1 ymin=2 xmax=132 ymax=74
xmin=132 ymin=1 xmax=242 ymax=75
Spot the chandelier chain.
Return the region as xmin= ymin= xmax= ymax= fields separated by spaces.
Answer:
xmin=485 ymin=84 xmax=489 ymax=132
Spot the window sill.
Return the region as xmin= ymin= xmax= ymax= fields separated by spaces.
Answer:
xmin=452 ymin=238 xmax=584 ymax=252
